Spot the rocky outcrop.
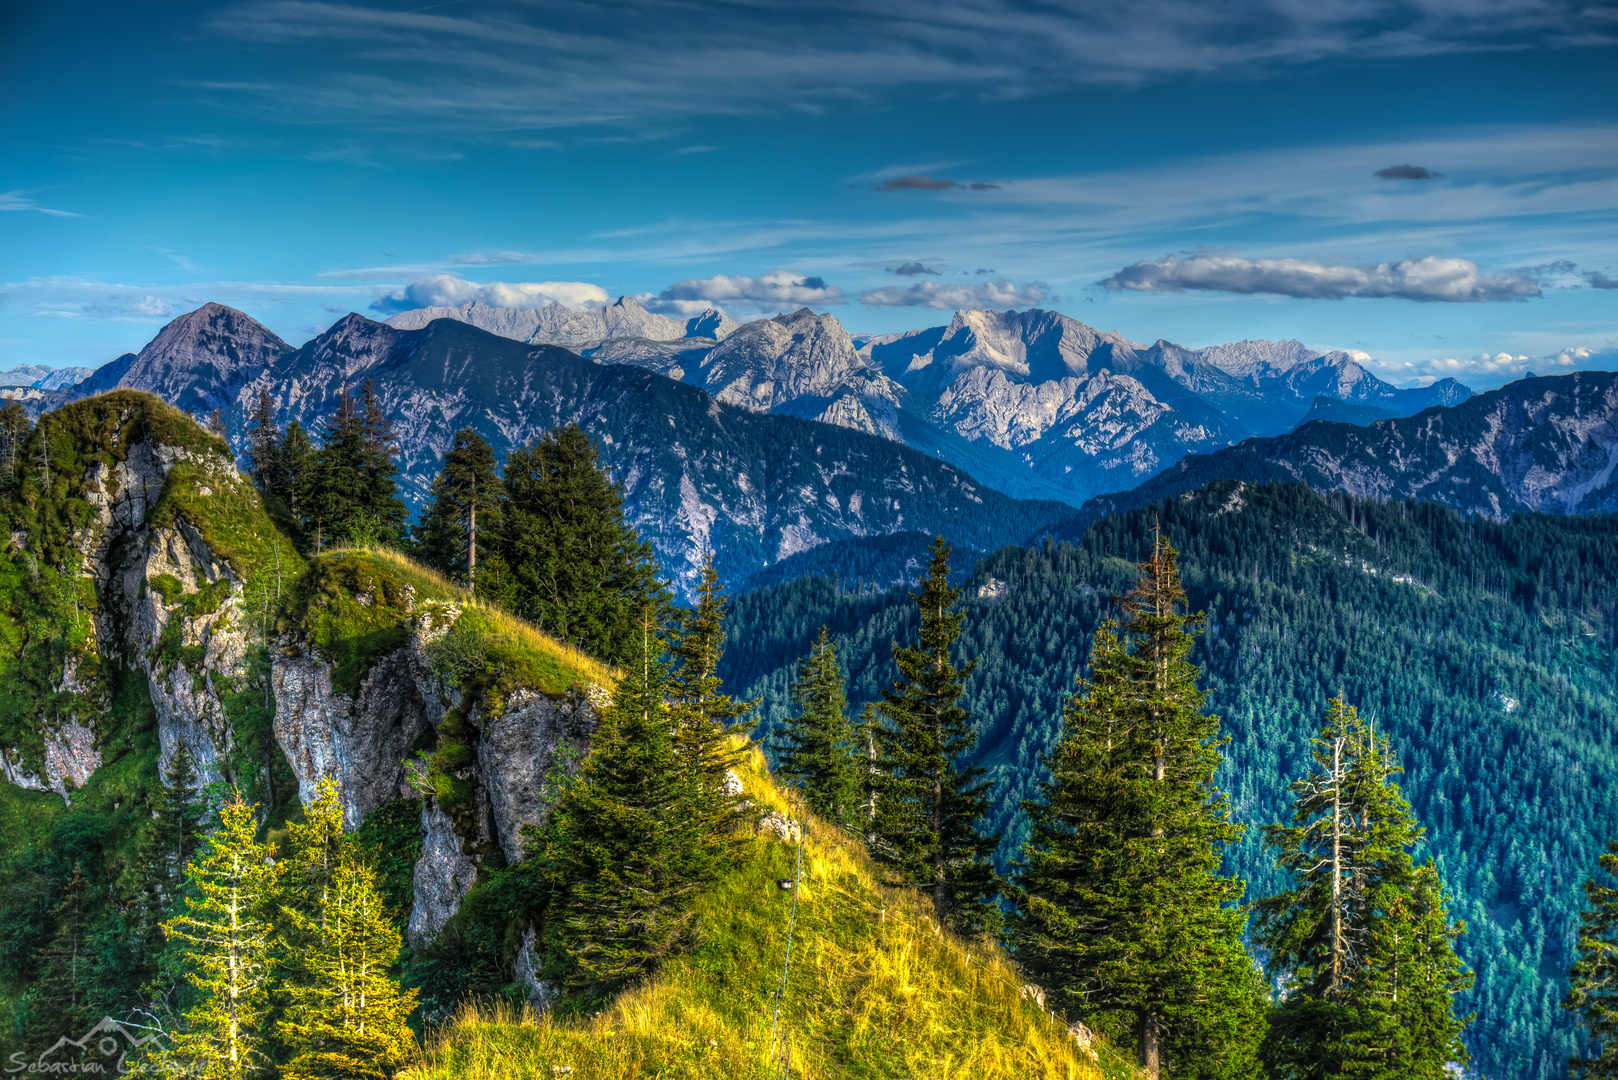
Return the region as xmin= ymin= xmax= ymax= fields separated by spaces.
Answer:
xmin=476 ymin=687 xmax=598 ymax=864
xmin=272 ymin=646 xmax=432 ymax=830
xmin=69 ymin=417 xmax=254 ymax=790
xmin=409 ymin=800 xmax=480 ymax=944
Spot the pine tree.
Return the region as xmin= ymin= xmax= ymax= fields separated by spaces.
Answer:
xmin=279 ymin=420 xmax=314 ymax=525
xmin=1566 ymin=841 xmax=1618 ymax=1078
xmin=1256 ymin=698 xmax=1471 ymax=1079
xmin=358 ymin=380 xmax=407 ymax=542
xmin=667 ymin=555 xmax=750 ymax=837
xmin=868 ymin=536 xmax=999 ymax=936
xmin=244 ymin=389 xmax=284 ymax=498
xmin=544 ymin=607 xmax=716 ymax=1002
xmin=0 ymin=399 xmax=31 ymax=492
xmin=160 ymin=795 xmax=279 ymax=1080
xmin=413 ymin=427 xmax=502 ymax=583
xmin=137 ymin=744 xmax=206 ymax=947
xmin=278 ymin=781 xmax=417 ymax=1080
xmin=302 ymin=385 xmax=406 ymax=549
xmin=778 ymin=625 xmax=860 ymax=826
xmin=20 ymin=864 xmax=96 ymax=1051
xmin=1010 ymin=533 xmax=1264 ymax=1080
xmin=497 ymin=424 xmax=664 ymax=666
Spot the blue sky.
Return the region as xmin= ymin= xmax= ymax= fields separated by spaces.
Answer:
xmin=1 ymin=0 xmax=1614 ymax=388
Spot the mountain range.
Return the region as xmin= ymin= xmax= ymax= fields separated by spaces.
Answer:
xmin=35 ymin=303 xmax=1066 ymax=594
xmin=29 ymin=299 xmax=1616 ymax=596
xmin=379 ymin=296 xmax=1471 ymax=504
xmin=1061 ymin=368 xmax=1618 ymax=532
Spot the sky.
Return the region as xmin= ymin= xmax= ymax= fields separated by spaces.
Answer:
xmin=1 ymin=0 xmax=1615 ymax=389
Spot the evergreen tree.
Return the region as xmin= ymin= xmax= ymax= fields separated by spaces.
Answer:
xmin=137 ymin=745 xmax=206 ymax=945
xmin=1256 ymin=698 xmax=1471 ymax=1079
xmin=244 ymin=389 xmax=284 ymax=498
xmin=358 ymin=380 xmax=407 ymax=542
xmin=1010 ymin=533 xmax=1264 ymax=1080
xmin=279 ymin=420 xmax=314 ymax=526
xmin=277 ymin=781 xmax=417 ymax=1080
xmin=543 ymin=607 xmax=717 ymax=1002
xmin=0 ymin=399 xmax=30 ymax=492
xmin=20 ymin=864 xmax=96 ymax=1050
xmin=1567 ymin=841 xmax=1618 ymax=1078
xmin=302 ymin=384 xmax=406 ymax=549
xmin=868 ymin=536 xmax=999 ymax=936
xmin=160 ymin=795 xmax=279 ymax=1080
xmin=497 ymin=424 xmax=664 ymax=666
xmin=778 ymin=625 xmax=860 ymax=826
xmin=413 ymin=427 xmax=502 ymax=583
xmin=667 ymin=555 xmax=750 ymax=838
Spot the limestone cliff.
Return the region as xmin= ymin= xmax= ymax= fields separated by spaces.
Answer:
xmin=0 ymin=391 xmax=612 ymax=940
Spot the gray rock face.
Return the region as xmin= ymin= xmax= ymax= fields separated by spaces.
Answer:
xmin=476 ymin=687 xmax=598 ymax=864
xmin=272 ymin=646 xmax=431 ymax=830
xmin=409 ymin=800 xmax=480 ymax=945
xmin=70 ymin=424 xmax=257 ymax=791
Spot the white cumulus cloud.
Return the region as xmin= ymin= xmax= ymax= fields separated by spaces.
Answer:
xmin=859 ymin=278 xmax=1050 ymax=310
xmin=638 ymin=270 xmax=844 ymax=315
xmin=1373 ymin=345 xmax=1618 ymax=389
xmin=1099 ymin=253 xmax=1542 ymax=302
xmin=372 ymin=274 xmax=610 ymax=312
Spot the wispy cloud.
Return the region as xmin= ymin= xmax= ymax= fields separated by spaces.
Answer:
xmin=370 ymin=274 xmax=610 ymax=312
xmin=0 ymin=276 xmax=370 ymax=322
xmin=202 ymin=1 xmax=1616 ymax=136
xmin=875 ymin=175 xmax=999 ymax=192
xmin=890 ymin=262 xmax=940 ymax=276
xmin=449 ymin=251 xmax=542 ymax=265
xmin=0 ymin=191 xmax=82 ymax=217
xmin=860 ymin=278 xmax=1050 ymax=309
xmin=1376 ymin=164 xmax=1442 ymax=180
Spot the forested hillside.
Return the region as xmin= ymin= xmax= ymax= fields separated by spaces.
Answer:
xmin=721 ymin=480 xmax=1618 ymax=1080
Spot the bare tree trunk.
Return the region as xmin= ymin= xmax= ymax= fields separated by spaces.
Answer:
xmin=1139 ymin=1010 xmax=1161 ymax=1079
xmin=1330 ymin=735 xmax=1344 ymax=995
xmin=467 ymin=480 xmax=477 ymax=583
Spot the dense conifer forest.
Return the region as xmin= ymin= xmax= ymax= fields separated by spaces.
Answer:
xmin=722 ymin=480 xmax=1618 ymax=1080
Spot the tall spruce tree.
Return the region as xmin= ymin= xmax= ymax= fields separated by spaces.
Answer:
xmin=414 ymin=428 xmax=502 ymax=583
xmin=302 ymin=383 xmax=406 ymax=549
xmin=277 ymin=781 xmax=417 ymax=1080
xmin=1256 ymin=698 xmax=1471 ymax=1080
xmin=1010 ymin=533 xmax=1264 ymax=1080
xmin=244 ymin=389 xmax=284 ymax=498
xmin=667 ymin=555 xmax=750 ymax=837
xmin=0 ymin=400 xmax=31 ymax=492
xmin=137 ymin=745 xmax=206 ymax=947
xmin=279 ymin=420 xmax=314 ymax=528
xmin=497 ymin=424 xmax=663 ymax=666
xmin=20 ymin=864 xmax=96 ymax=1051
xmin=161 ymin=796 xmax=279 ymax=1080
xmin=1566 ymin=842 xmax=1618 ymax=1077
xmin=543 ymin=607 xmax=718 ymax=1002
xmin=868 ymin=536 xmax=999 ymax=936
xmin=778 ymin=626 xmax=860 ymax=826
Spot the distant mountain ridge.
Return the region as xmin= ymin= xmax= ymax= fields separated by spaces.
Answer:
xmin=375 ymin=297 xmax=1474 ymax=505
xmin=1057 ymin=368 xmax=1618 ymax=535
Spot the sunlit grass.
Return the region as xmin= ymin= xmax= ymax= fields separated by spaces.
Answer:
xmin=408 ymin=745 xmax=1141 ymax=1080
xmin=323 ymin=544 xmax=619 ymax=692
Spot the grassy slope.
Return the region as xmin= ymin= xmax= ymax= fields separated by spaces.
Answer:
xmin=410 ymin=746 xmax=1140 ymax=1080
xmin=289 ymin=545 xmax=616 ymax=699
